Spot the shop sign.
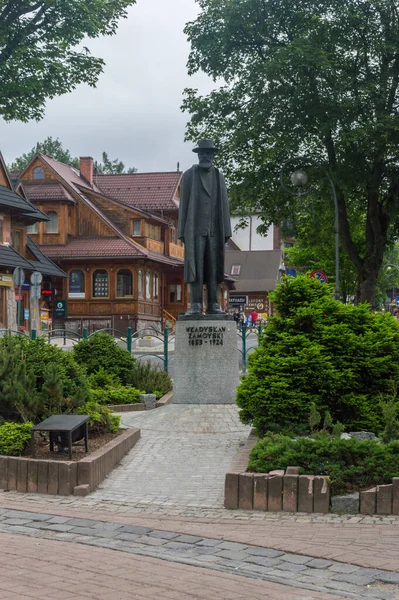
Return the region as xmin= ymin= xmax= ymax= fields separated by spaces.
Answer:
xmin=24 ymin=308 xmax=30 ymax=321
xmin=246 ymin=296 xmax=268 ymax=312
xmin=229 ymin=296 xmax=247 ymax=305
xmin=54 ymin=300 xmax=67 ymax=318
xmin=0 ymin=274 xmax=13 ymax=287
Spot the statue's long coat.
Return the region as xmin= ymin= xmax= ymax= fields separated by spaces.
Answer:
xmin=177 ymin=164 xmax=232 ymax=284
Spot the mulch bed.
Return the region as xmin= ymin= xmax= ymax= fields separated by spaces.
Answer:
xmin=24 ymin=430 xmax=121 ymax=462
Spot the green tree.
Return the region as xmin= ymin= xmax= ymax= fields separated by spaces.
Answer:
xmin=183 ymin=0 xmax=399 ymax=305
xmin=0 ymin=0 xmax=136 ymax=122
xmin=9 ymin=138 xmax=137 ymax=175
xmin=9 ymin=137 xmax=79 ymax=171
xmin=94 ymin=151 xmax=137 ymax=175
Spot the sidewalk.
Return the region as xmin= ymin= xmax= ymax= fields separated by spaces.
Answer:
xmin=1 ymin=532 xmax=351 ymax=600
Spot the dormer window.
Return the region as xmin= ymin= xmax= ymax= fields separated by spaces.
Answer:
xmin=231 ymin=265 xmax=241 ymax=276
xmin=33 ymin=167 xmax=45 ymax=180
xmin=132 ymin=219 xmax=141 ymax=236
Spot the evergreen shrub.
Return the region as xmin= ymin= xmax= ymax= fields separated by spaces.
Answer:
xmin=73 ymin=333 xmax=135 ymax=384
xmin=0 ymin=421 xmax=33 ymax=456
xmin=78 ymin=401 xmax=121 ymax=435
xmin=0 ymin=335 xmax=88 ymax=423
xmin=128 ymin=360 xmax=172 ymax=399
xmin=249 ymin=434 xmax=399 ymax=495
xmin=237 ymin=276 xmax=399 ymax=435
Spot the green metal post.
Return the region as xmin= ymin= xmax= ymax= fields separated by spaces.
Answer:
xmin=258 ymin=325 xmax=262 ymax=337
xmin=164 ymin=327 xmax=168 ymax=373
xmin=242 ymin=324 xmax=247 ymax=374
xmin=127 ymin=327 xmax=132 ymax=353
xmin=31 ymin=329 xmax=37 ymax=340
xmin=83 ymin=328 xmax=88 ymax=340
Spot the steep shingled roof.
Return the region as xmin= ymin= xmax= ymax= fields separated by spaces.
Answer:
xmin=96 ymin=172 xmax=181 ymax=212
xmin=38 ymin=237 xmax=149 ymax=259
xmin=23 ymin=181 xmax=76 ymax=203
xmin=0 ymin=185 xmax=49 ymax=221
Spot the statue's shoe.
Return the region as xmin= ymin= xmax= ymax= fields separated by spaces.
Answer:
xmin=184 ymin=303 xmax=202 ymax=316
xmin=207 ymin=304 xmax=225 ymax=315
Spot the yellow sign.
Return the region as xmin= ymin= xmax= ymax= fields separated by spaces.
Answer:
xmin=0 ymin=274 xmax=13 ymax=287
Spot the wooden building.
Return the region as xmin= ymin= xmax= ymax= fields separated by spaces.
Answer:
xmin=0 ymin=154 xmax=65 ymax=332
xmin=17 ymin=154 xmax=232 ymax=333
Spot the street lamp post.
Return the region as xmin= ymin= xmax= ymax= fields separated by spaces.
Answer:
xmin=280 ymin=158 xmax=340 ymax=299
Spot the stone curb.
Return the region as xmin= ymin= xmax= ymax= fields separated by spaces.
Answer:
xmin=0 ymin=427 xmax=140 ymax=497
xmin=108 ymin=390 xmax=173 ymax=412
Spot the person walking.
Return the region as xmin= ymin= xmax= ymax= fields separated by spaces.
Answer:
xmin=250 ymin=309 xmax=258 ymax=327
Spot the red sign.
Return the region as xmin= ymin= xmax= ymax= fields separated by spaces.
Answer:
xmin=310 ymin=270 xmax=329 ymax=284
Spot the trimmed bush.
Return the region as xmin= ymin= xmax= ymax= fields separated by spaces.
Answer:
xmin=237 ymin=276 xmax=399 ymax=435
xmin=128 ymin=360 xmax=172 ymax=399
xmin=90 ymin=386 xmax=143 ymax=405
xmin=73 ymin=333 xmax=135 ymax=384
xmin=78 ymin=401 xmax=121 ymax=435
xmin=0 ymin=421 xmax=33 ymax=456
xmin=249 ymin=433 xmax=399 ymax=495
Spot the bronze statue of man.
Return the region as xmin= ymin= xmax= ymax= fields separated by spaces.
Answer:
xmin=178 ymin=139 xmax=232 ymax=316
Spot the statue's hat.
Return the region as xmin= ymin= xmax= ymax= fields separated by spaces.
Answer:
xmin=192 ymin=139 xmax=220 ymax=153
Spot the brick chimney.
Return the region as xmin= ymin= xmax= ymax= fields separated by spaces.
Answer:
xmin=80 ymin=157 xmax=93 ymax=186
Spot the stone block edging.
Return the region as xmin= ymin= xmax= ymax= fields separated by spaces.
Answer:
xmin=225 ymin=467 xmax=330 ymax=513
xmin=108 ymin=390 xmax=173 ymax=412
xmin=0 ymin=427 xmax=140 ymax=497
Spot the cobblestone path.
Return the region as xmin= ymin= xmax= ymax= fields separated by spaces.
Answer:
xmin=90 ymin=405 xmax=251 ymax=508
xmin=0 ymin=508 xmax=398 ymax=599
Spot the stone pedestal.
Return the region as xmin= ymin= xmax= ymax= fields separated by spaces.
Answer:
xmin=173 ymin=317 xmax=239 ymax=404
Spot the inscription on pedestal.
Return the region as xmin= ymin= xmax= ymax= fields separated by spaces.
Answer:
xmin=173 ymin=319 xmax=239 ymax=404
xmin=186 ymin=325 xmax=226 ymax=347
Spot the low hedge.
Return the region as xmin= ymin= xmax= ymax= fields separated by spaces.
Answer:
xmin=90 ymin=386 xmax=143 ymax=405
xmin=248 ymin=434 xmax=399 ymax=495
xmin=0 ymin=421 xmax=33 ymax=456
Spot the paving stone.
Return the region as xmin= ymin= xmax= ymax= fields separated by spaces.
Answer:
xmin=328 ymin=562 xmax=360 ymax=574
xmin=280 ymin=553 xmax=313 ymax=565
xmin=376 ymin=572 xmax=399 ymax=584
xmin=2 ymin=518 xmax=31 ymax=526
xmin=42 ymin=524 xmax=74 ymax=532
xmin=92 ymin=522 xmax=123 ymax=531
xmin=147 ymin=530 xmax=179 ymax=540
xmin=274 ymin=561 xmax=308 ymax=573
xmin=196 ymin=539 xmax=222 ymax=547
xmin=263 ymin=569 xmax=298 ymax=580
xmin=3 ymin=510 xmax=51 ymax=521
xmin=307 ymin=558 xmax=333 ymax=569
xmin=299 ymin=567 xmax=332 ymax=579
xmin=242 ymin=556 xmax=279 ymax=567
xmin=324 ymin=580 xmax=363 ymax=593
xmin=65 ymin=518 xmax=96 ymax=527
xmin=119 ymin=525 xmax=152 ymax=534
xmin=245 ymin=547 xmax=284 ymax=558
xmin=332 ymin=573 xmax=379 ymax=586
xmin=173 ymin=534 xmax=203 ymax=543
xmin=215 ymin=550 xmax=250 ymax=561
xmin=115 ymin=533 xmax=140 ymax=542
xmin=214 ymin=541 xmax=248 ymax=551
xmin=69 ymin=526 xmax=98 ymax=536
xmin=135 ymin=535 xmax=168 ymax=546
xmin=165 ymin=541 xmax=194 ymax=551
xmin=92 ymin=529 xmax=122 ymax=538
xmin=47 ymin=517 xmax=71 ymax=524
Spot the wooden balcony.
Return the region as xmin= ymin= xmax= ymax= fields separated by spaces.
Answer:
xmin=147 ymin=239 xmax=164 ymax=254
xmin=169 ymin=243 xmax=184 ymax=259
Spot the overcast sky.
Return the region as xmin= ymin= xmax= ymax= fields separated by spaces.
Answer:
xmin=0 ymin=0 xmax=214 ymax=173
